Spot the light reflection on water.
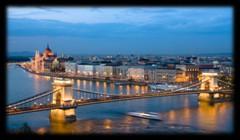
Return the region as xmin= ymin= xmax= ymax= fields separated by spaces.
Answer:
xmin=70 ymin=78 xmax=149 ymax=95
xmin=161 ymin=102 xmax=233 ymax=133
xmin=45 ymin=101 xmax=232 ymax=134
xmin=7 ymin=64 xmax=233 ymax=134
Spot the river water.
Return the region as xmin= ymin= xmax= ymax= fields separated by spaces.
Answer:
xmin=7 ymin=64 xmax=233 ymax=134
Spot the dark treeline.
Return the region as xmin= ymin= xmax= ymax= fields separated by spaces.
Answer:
xmin=8 ymin=123 xmax=35 ymax=134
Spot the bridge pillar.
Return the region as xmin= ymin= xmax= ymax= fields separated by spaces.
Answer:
xmin=49 ymin=78 xmax=76 ymax=123
xmin=199 ymin=71 xmax=219 ymax=102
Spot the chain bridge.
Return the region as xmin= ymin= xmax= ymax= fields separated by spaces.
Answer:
xmin=6 ymin=71 xmax=233 ymax=122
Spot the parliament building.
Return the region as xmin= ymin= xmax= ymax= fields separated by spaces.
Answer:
xmin=31 ymin=44 xmax=64 ymax=73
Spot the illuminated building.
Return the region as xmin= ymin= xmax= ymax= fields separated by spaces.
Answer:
xmin=176 ymin=64 xmax=199 ymax=82
xmin=144 ymin=67 xmax=155 ymax=82
xmin=176 ymin=69 xmax=188 ymax=82
xmin=95 ymin=64 xmax=113 ymax=78
xmin=155 ymin=69 xmax=176 ymax=83
xmin=77 ymin=64 xmax=94 ymax=76
xmin=145 ymin=68 xmax=176 ymax=83
xmin=65 ymin=62 xmax=77 ymax=74
xmin=103 ymin=66 xmax=113 ymax=78
xmin=31 ymin=44 xmax=57 ymax=73
xmin=114 ymin=66 xmax=128 ymax=80
xmin=95 ymin=64 xmax=105 ymax=78
xmin=127 ymin=66 xmax=145 ymax=81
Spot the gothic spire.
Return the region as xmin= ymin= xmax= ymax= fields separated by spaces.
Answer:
xmin=35 ymin=49 xmax=39 ymax=57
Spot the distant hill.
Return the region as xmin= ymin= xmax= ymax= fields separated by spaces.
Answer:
xmin=7 ymin=56 xmax=31 ymax=62
xmin=193 ymin=53 xmax=232 ymax=57
xmin=8 ymin=51 xmax=34 ymax=57
xmin=8 ymin=51 xmax=232 ymax=57
xmin=7 ymin=52 xmax=34 ymax=62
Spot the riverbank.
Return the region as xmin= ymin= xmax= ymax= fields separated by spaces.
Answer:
xmin=16 ymin=63 xmax=193 ymax=87
xmin=17 ymin=64 xmax=148 ymax=86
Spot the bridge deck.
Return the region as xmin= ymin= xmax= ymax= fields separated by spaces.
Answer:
xmin=7 ymin=90 xmax=232 ymax=116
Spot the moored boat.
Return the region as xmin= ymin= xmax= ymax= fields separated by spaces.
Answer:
xmin=148 ymin=83 xmax=179 ymax=91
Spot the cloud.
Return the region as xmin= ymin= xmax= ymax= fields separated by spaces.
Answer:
xmin=7 ymin=7 xmax=232 ymax=54
xmin=8 ymin=7 xmax=232 ymax=29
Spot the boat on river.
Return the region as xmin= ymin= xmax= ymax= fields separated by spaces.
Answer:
xmin=127 ymin=112 xmax=162 ymax=121
xmin=148 ymin=83 xmax=179 ymax=91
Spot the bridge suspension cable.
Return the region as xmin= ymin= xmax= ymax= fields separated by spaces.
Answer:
xmin=7 ymin=79 xmax=233 ymax=116
xmin=7 ymin=89 xmax=60 ymax=108
xmin=170 ymin=78 xmax=210 ymax=92
xmin=73 ymin=88 xmax=123 ymax=97
xmin=216 ymin=78 xmax=233 ymax=87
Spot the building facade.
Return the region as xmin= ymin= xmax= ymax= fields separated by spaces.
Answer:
xmin=127 ymin=66 xmax=145 ymax=81
xmin=144 ymin=67 xmax=156 ymax=83
xmin=77 ymin=64 xmax=94 ymax=76
xmin=103 ymin=66 xmax=113 ymax=78
xmin=114 ymin=66 xmax=128 ymax=80
xmin=176 ymin=69 xmax=188 ymax=82
xmin=65 ymin=62 xmax=77 ymax=74
xmin=95 ymin=64 xmax=105 ymax=78
xmin=31 ymin=45 xmax=57 ymax=73
xmin=155 ymin=69 xmax=176 ymax=83
xmin=176 ymin=64 xmax=199 ymax=82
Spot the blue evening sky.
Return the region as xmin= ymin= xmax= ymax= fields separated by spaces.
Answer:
xmin=7 ymin=7 xmax=233 ymax=55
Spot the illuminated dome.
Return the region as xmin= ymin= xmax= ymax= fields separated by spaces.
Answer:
xmin=45 ymin=47 xmax=52 ymax=53
xmin=44 ymin=44 xmax=54 ymax=56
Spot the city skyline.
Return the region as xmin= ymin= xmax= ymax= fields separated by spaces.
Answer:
xmin=6 ymin=7 xmax=234 ymax=134
xmin=8 ymin=7 xmax=232 ymax=55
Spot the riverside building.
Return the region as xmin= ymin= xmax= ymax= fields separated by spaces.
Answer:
xmin=31 ymin=44 xmax=57 ymax=73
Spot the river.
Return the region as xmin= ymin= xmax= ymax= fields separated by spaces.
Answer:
xmin=7 ymin=63 xmax=233 ymax=134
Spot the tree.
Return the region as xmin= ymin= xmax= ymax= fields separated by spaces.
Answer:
xmin=15 ymin=123 xmax=34 ymax=134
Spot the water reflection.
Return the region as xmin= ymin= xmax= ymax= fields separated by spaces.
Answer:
xmin=196 ymin=102 xmax=225 ymax=132
xmin=96 ymin=81 xmax=99 ymax=88
xmin=103 ymin=119 xmax=112 ymax=129
xmin=50 ymin=122 xmax=71 ymax=134
xmin=37 ymin=127 xmax=47 ymax=135
xmin=122 ymin=116 xmax=133 ymax=132
xmin=140 ymin=118 xmax=149 ymax=126
xmin=160 ymin=102 xmax=233 ymax=133
xmin=127 ymin=85 xmax=130 ymax=95
xmin=182 ymin=108 xmax=190 ymax=124
xmin=168 ymin=110 xmax=176 ymax=121
xmin=7 ymin=65 xmax=52 ymax=103
xmin=72 ymin=79 xmax=149 ymax=95
xmin=84 ymin=120 xmax=94 ymax=132
xmin=103 ymin=82 xmax=107 ymax=94
xmin=183 ymin=97 xmax=189 ymax=106
xmin=8 ymin=65 xmax=233 ymax=134
xmin=77 ymin=80 xmax=80 ymax=88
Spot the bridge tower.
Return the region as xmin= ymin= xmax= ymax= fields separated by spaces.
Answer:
xmin=49 ymin=78 xmax=76 ymax=122
xmin=198 ymin=71 xmax=220 ymax=102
